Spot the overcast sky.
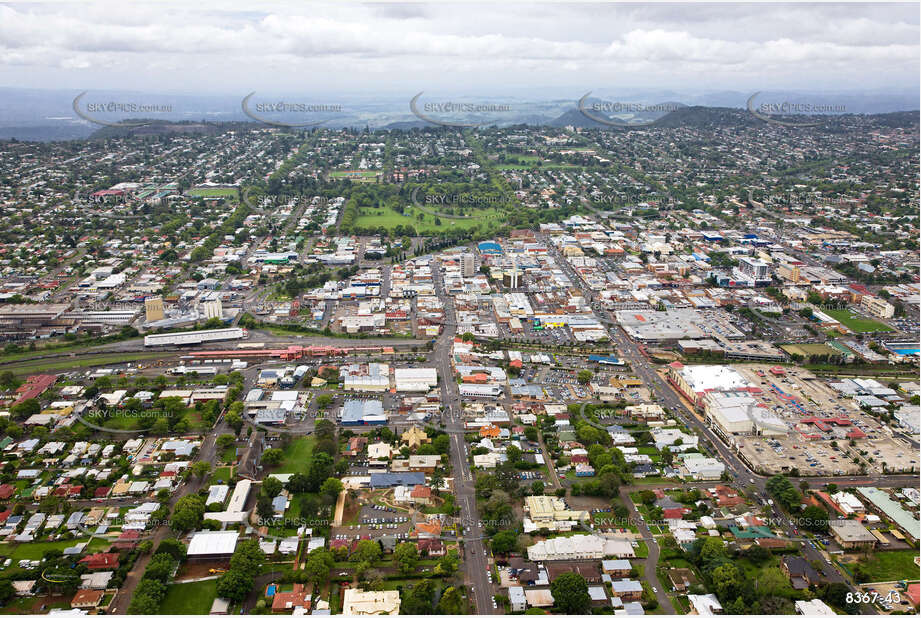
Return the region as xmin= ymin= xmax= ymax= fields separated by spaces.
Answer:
xmin=1 ymin=2 xmax=918 ymax=97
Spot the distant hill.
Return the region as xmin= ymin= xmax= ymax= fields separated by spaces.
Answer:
xmin=89 ymin=120 xmax=246 ymax=140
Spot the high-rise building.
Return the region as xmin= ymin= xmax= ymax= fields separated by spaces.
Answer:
xmin=460 ymin=253 xmax=475 ymax=278
xmin=144 ymin=297 xmax=164 ymax=323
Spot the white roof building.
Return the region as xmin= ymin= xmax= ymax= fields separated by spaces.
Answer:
xmin=688 ymin=594 xmax=723 ymax=615
xmin=795 ymin=599 xmax=836 ymax=615
xmin=187 ymin=531 xmax=239 ymax=558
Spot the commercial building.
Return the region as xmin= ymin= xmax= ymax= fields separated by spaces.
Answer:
xmin=523 ymin=496 xmax=589 ymax=532
xmin=667 ymin=363 xmax=754 ymax=407
xmin=860 ymin=295 xmax=895 ymax=319
xmin=828 ymin=519 xmax=877 ymax=550
xmin=704 ymin=392 xmax=787 ymax=436
xmin=460 ymin=253 xmax=476 ymax=278
xmin=857 ymin=487 xmax=920 ymax=542
xmin=526 ymin=534 xmax=635 ymax=561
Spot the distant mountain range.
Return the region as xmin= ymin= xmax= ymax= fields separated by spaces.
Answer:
xmin=0 ymin=87 xmax=916 ymax=141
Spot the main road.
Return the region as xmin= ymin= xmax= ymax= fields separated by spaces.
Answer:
xmin=431 ymin=260 xmax=496 ymax=615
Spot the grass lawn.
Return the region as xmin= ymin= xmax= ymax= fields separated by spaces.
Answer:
xmin=277 ymin=436 xmax=316 ymax=475
xmin=0 ymin=537 xmax=108 ymax=561
xmin=4 ymin=351 xmax=167 ymax=375
xmin=824 ymin=309 xmax=893 ymax=333
xmin=187 ymin=188 xmax=238 ymax=198
xmin=212 ymin=466 xmax=232 ymax=483
xmin=634 ymin=540 xmax=649 ymax=558
xmin=355 ymin=204 xmax=507 ymax=234
xmin=853 ymin=549 xmax=920 ymax=583
xmin=160 ymin=579 xmax=218 ymax=614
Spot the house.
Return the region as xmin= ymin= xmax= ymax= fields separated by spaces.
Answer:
xmin=794 ymin=599 xmax=836 ymax=615
xmin=340 ymin=589 xmax=400 ymax=615
xmin=346 ymin=437 xmax=368 ymax=457
xmin=271 ymin=583 xmax=311 ymax=613
xmin=410 ymin=485 xmax=432 ymax=505
xmin=688 ymin=594 xmax=723 ymax=615
xmin=781 ymin=556 xmax=821 ymax=590
xmin=79 ymin=572 xmax=113 ymax=590
xmin=667 ymin=568 xmax=698 ymax=592
xmin=417 ymin=538 xmax=445 ymax=557
xmin=79 ymin=553 xmax=119 ymax=570
xmin=70 ymin=589 xmax=105 ymax=610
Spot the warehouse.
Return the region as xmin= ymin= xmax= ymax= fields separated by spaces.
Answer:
xmin=393 ymin=367 xmax=438 ymax=391
xmin=143 ymin=327 xmax=245 ymax=347
xmin=187 ymin=530 xmax=239 ymax=561
xmin=339 ymin=399 xmax=388 ymax=425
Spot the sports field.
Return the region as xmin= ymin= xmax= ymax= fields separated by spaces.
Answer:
xmin=824 ymin=309 xmax=893 ymax=333
xmin=354 ymin=204 xmax=507 ymax=233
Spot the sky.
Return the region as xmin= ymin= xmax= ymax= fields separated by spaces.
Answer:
xmin=0 ymin=2 xmax=918 ymax=97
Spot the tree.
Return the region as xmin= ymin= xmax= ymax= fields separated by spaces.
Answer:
xmin=321 ymin=477 xmax=343 ymax=499
xmin=155 ymin=538 xmax=187 ymax=562
xmin=262 ymin=477 xmax=283 ymax=498
xmin=215 ymin=569 xmax=253 ymax=603
xmin=261 ymin=448 xmax=284 ymax=466
xmin=170 ymin=494 xmax=206 ymax=532
xmin=315 ymin=394 xmax=333 ymax=409
xmin=10 ymin=398 xmax=40 ymax=420
xmin=437 ymin=586 xmax=464 ymax=614
xmin=143 ymin=553 xmax=178 ymax=583
xmin=190 ymin=461 xmax=211 ymax=479
xmin=402 ymin=579 xmax=435 ymax=614
xmin=303 ymin=549 xmax=334 ymax=586
xmin=350 ymin=539 xmax=382 ymax=564
xmin=551 ymin=572 xmax=590 ymax=614
xmin=216 ymin=433 xmax=236 ymax=450
xmin=393 ymin=542 xmax=418 ymax=575
xmin=801 ymin=505 xmax=829 ymax=533
xmin=576 ymin=369 xmax=593 ymax=385
xmin=490 ymin=529 xmax=519 ymax=554
xmin=229 ymin=539 xmax=261 ymax=570
xmin=530 ymin=480 xmax=544 ymax=495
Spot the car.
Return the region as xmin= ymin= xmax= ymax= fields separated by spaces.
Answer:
xmin=652 ymin=587 xmax=657 ymax=593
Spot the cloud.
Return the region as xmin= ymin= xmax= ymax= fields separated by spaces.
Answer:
xmin=0 ymin=2 xmax=915 ymax=93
